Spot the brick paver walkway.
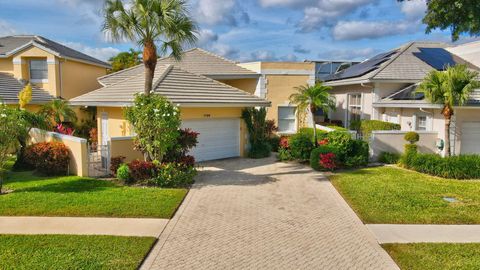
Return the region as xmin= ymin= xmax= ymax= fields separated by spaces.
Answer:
xmin=143 ymin=157 xmax=399 ymax=270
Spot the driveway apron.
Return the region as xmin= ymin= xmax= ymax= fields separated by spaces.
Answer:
xmin=143 ymin=157 xmax=398 ymax=270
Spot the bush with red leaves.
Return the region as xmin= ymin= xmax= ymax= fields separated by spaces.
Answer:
xmin=128 ymin=160 xmax=156 ymax=181
xmin=110 ymin=156 xmax=126 ymax=176
xmin=24 ymin=142 xmax=70 ymax=175
xmin=319 ymin=152 xmax=337 ymax=171
xmin=279 ymin=136 xmax=289 ymax=149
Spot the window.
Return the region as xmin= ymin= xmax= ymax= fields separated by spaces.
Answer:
xmin=278 ymin=106 xmax=296 ymax=133
xmin=416 ymin=115 xmax=427 ymax=131
xmin=347 ymin=94 xmax=362 ymax=125
xmin=29 ymin=60 xmax=48 ymax=81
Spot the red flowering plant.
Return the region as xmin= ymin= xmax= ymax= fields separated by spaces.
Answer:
xmin=128 ymin=160 xmax=157 ymax=181
xmin=279 ymin=136 xmax=289 ymax=149
xmin=55 ymin=124 xmax=75 ymax=136
xmin=319 ymin=152 xmax=337 ymax=171
xmin=318 ymin=138 xmax=329 ymax=146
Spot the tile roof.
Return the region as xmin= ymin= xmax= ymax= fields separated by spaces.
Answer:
xmin=98 ymin=48 xmax=259 ymax=86
xmin=325 ymin=42 xmax=476 ymax=85
xmin=447 ymin=40 xmax=480 ymax=67
xmin=70 ymin=64 xmax=270 ymax=107
xmin=0 ymin=35 xmax=110 ymax=68
xmin=0 ymin=72 xmax=55 ymax=104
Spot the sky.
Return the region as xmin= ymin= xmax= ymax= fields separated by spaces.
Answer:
xmin=0 ymin=0 xmax=471 ymax=63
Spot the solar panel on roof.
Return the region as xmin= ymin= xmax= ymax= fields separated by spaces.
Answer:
xmin=324 ymin=50 xmax=397 ymax=81
xmin=413 ymin=48 xmax=457 ymax=70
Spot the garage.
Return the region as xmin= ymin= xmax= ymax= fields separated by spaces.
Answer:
xmin=460 ymin=122 xmax=480 ymax=154
xmin=182 ymin=118 xmax=241 ymax=162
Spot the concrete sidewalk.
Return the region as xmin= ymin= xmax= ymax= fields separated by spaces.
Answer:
xmin=367 ymin=224 xmax=480 ymax=244
xmin=0 ymin=217 xmax=169 ymax=237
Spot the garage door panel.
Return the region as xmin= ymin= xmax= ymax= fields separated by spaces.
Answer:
xmin=182 ymin=119 xmax=241 ymax=162
xmin=461 ymin=121 xmax=480 ymax=154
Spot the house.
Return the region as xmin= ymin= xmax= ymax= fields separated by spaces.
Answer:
xmin=70 ymin=48 xmax=270 ymax=162
xmin=0 ymin=35 xmax=110 ymax=109
xmin=310 ymin=60 xmax=359 ymax=81
xmin=238 ymin=61 xmax=316 ymax=134
xmin=323 ymin=41 xmax=480 ymax=156
xmin=447 ymin=40 xmax=480 ymax=67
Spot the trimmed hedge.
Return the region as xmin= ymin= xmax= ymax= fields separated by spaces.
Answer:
xmin=24 ymin=142 xmax=70 ymax=176
xmin=378 ymin=152 xmax=401 ymax=164
xmin=360 ymin=120 xmax=401 ymax=140
xmin=310 ymin=145 xmax=340 ymax=171
xmin=401 ymin=153 xmax=480 ymax=179
xmin=289 ymin=132 xmax=314 ymax=161
xmin=298 ymin=128 xmax=328 ymax=143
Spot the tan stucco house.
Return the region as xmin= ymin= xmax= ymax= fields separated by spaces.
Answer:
xmin=70 ymin=48 xmax=270 ymax=162
xmin=238 ymin=61 xmax=316 ymax=134
xmin=323 ymin=41 xmax=480 ymax=156
xmin=0 ymin=35 xmax=110 ymax=109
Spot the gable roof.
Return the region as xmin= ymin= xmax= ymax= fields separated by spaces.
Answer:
xmin=0 ymin=35 xmax=110 ymax=68
xmin=70 ymin=64 xmax=269 ymax=107
xmin=324 ymin=42 xmax=474 ymax=86
xmin=98 ymin=48 xmax=259 ymax=86
xmin=447 ymin=40 xmax=480 ymax=67
xmin=0 ymin=72 xmax=55 ymax=104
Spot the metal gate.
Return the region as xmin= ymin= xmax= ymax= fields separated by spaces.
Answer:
xmin=88 ymin=143 xmax=110 ymax=178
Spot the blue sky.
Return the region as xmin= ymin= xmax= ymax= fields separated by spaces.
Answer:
xmin=0 ymin=0 xmax=466 ymax=62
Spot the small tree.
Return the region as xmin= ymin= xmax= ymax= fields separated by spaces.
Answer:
xmin=109 ymin=49 xmax=142 ymax=73
xmin=0 ymin=105 xmax=25 ymax=193
xmin=242 ymin=108 xmax=271 ymax=158
xmin=40 ymin=99 xmax=77 ymax=127
xmin=125 ymin=94 xmax=181 ymax=161
xmin=18 ymin=83 xmax=32 ymax=110
xmin=289 ymin=82 xmax=336 ymax=147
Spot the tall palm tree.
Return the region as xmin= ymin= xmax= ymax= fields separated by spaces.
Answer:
xmin=103 ymin=0 xmax=198 ymax=95
xmin=40 ymin=99 xmax=77 ymax=126
xmin=417 ymin=64 xmax=480 ymax=156
xmin=289 ymin=82 xmax=336 ymax=146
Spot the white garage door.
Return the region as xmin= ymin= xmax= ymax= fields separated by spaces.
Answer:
xmin=461 ymin=122 xmax=480 ymax=154
xmin=182 ymin=118 xmax=241 ymax=162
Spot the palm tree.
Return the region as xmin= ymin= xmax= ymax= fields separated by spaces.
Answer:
xmin=289 ymin=82 xmax=336 ymax=146
xmin=103 ymin=0 xmax=198 ymax=95
xmin=417 ymin=64 xmax=480 ymax=156
xmin=40 ymin=99 xmax=77 ymax=126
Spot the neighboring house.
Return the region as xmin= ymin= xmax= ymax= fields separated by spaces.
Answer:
xmin=0 ymin=35 xmax=110 ymax=108
xmin=310 ymin=60 xmax=359 ymax=81
xmin=447 ymin=40 xmax=480 ymax=67
xmin=323 ymin=41 xmax=480 ymax=156
xmin=70 ymin=49 xmax=269 ymax=162
xmin=238 ymin=61 xmax=316 ymax=135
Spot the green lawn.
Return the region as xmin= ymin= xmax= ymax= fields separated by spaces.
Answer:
xmin=0 ymin=235 xmax=155 ymax=270
xmin=0 ymin=169 xmax=187 ymax=218
xmin=383 ymin=243 xmax=480 ymax=270
xmin=330 ymin=166 xmax=480 ymax=224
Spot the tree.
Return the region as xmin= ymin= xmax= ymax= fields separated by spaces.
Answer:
xmin=242 ymin=108 xmax=271 ymax=158
xmin=417 ymin=64 xmax=480 ymax=156
xmin=0 ymin=105 xmax=26 ymax=193
xmin=103 ymin=0 xmax=198 ymax=95
xmin=398 ymin=0 xmax=480 ymax=41
xmin=124 ymin=93 xmax=181 ymax=161
xmin=109 ymin=49 xmax=142 ymax=73
xmin=289 ymin=82 xmax=336 ymax=146
xmin=40 ymin=99 xmax=77 ymax=127
xmin=18 ymin=83 xmax=32 ymax=110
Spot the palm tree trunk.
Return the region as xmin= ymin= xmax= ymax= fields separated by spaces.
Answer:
xmin=443 ymin=105 xmax=453 ymax=157
xmin=143 ymin=41 xmax=157 ymax=95
xmin=312 ymin=111 xmax=317 ymax=147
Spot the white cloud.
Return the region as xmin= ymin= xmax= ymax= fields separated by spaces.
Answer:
xmin=400 ymin=0 xmax=427 ymax=20
xmin=318 ymin=48 xmax=377 ymax=61
xmin=259 ymin=0 xmax=317 ymax=8
xmin=333 ymin=20 xmax=416 ymax=41
xmin=193 ymin=0 xmax=249 ymax=27
xmin=62 ymin=42 xmax=121 ymax=61
xmin=0 ymin=20 xmax=17 ymax=36
xmin=196 ymin=29 xmax=219 ymax=47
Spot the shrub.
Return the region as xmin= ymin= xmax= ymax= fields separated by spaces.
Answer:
xmin=326 ymin=131 xmax=354 ymax=160
xmin=344 ymin=140 xmax=369 ymax=168
xmin=279 ymin=136 xmax=290 ymax=149
xmin=402 ymin=153 xmax=480 ymax=179
xmin=128 ymin=160 xmax=156 ymax=181
xmin=24 ymin=142 xmax=70 ymax=176
xmin=319 ymin=153 xmax=337 ymax=171
xmin=242 ymin=108 xmax=271 ymax=159
xmin=404 ymin=131 xmax=420 ymax=144
xmin=289 ymin=132 xmax=314 ymax=161
xmin=268 ymin=135 xmax=281 ymax=152
xmin=117 ymin=164 xmax=131 ymax=182
xmin=299 ymin=128 xmax=328 ymax=143
xmin=360 ymin=120 xmax=401 ymax=140
xmin=400 ymin=144 xmax=418 ymax=166
xmin=378 ymin=152 xmax=401 ymax=164
xmin=110 ymin=156 xmax=126 ymax=176
xmin=179 ymin=155 xmax=195 ymax=167
xmin=310 ymin=145 xmax=340 ymax=171
xmin=155 ymin=163 xmax=197 ymax=188
xmin=277 ymin=147 xmax=293 ymax=161
xmin=164 ymin=128 xmax=199 ymax=164
xmin=249 ymin=142 xmax=272 ymax=159
xmin=265 ymin=120 xmax=278 ymax=137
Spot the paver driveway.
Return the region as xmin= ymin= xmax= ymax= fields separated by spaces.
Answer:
xmin=143 ymin=157 xmax=399 ymax=270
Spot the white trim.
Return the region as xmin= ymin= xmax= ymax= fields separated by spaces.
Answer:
xmin=373 ymin=102 xmax=443 ymax=109
xmin=69 ymin=101 xmax=271 ymax=108
xmin=277 ymin=105 xmax=297 ymax=133
xmin=372 ymin=130 xmax=437 ymax=135
xmin=47 ymin=59 xmax=56 ymax=65
xmin=12 ymin=58 xmax=23 ymax=64
xmin=30 ymin=79 xmax=49 ymax=83
xmin=261 ymin=69 xmax=314 ymax=75
xmin=110 ymin=136 xmax=135 ymax=141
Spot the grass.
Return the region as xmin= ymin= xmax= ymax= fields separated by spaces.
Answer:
xmin=383 ymin=243 xmax=480 ymax=270
xmin=0 ymin=169 xmax=187 ymax=218
xmin=330 ymin=166 xmax=480 ymax=224
xmin=0 ymin=235 xmax=155 ymax=270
